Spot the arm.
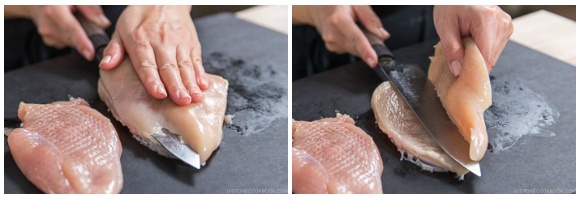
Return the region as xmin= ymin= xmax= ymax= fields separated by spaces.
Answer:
xmin=4 ymin=5 xmax=31 ymax=19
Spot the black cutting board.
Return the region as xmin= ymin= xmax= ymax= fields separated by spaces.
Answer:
xmin=292 ymin=40 xmax=575 ymax=194
xmin=4 ymin=13 xmax=288 ymax=194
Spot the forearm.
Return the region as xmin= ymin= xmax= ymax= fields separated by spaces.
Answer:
xmin=4 ymin=5 xmax=32 ymax=19
xmin=292 ymin=5 xmax=313 ymax=25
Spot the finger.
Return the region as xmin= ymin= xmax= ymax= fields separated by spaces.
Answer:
xmin=155 ymin=45 xmax=192 ymax=105
xmin=126 ymin=38 xmax=168 ymax=100
xmin=434 ymin=14 xmax=464 ymax=77
xmin=99 ymin=31 xmax=125 ymax=70
xmin=486 ymin=12 xmax=514 ymax=72
xmin=190 ymin=40 xmax=208 ymax=91
xmin=52 ymin=6 xmax=94 ymax=60
xmin=177 ymin=44 xmax=203 ymax=103
xmin=335 ymin=15 xmax=378 ymax=67
xmin=353 ymin=5 xmax=390 ymax=40
xmin=76 ymin=5 xmax=110 ymax=28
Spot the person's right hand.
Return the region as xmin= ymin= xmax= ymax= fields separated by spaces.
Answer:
xmin=293 ymin=5 xmax=390 ymax=67
xmin=27 ymin=5 xmax=111 ymax=60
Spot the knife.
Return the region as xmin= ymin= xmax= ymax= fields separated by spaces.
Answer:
xmin=153 ymin=130 xmax=201 ymax=169
xmin=76 ymin=13 xmax=110 ymax=62
xmin=77 ymin=13 xmax=202 ymax=169
xmin=363 ymin=30 xmax=481 ymax=176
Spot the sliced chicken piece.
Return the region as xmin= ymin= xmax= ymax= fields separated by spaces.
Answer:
xmin=7 ymin=98 xmax=123 ymax=193
xmin=98 ymin=59 xmax=228 ymax=164
xmin=372 ymin=82 xmax=469 ymax=176
xmin=428 ymin=37 xmax=492 ymax=161
xmin=292 ymin=115 xmax=383 ymax=194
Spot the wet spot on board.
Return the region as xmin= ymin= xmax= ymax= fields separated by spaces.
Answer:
xmin=484 ymin=78 xmax=559 ymax=153
xmin=204 ymin=52 xmax=287 ymax=135
xmin=387 ymin=65 xmax=426 ymax=105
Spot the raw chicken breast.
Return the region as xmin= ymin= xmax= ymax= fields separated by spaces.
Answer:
xmin=7 ymin=98 xmax=123 ymax=194
xmin=98 ymin=59 xmax=228 ymax=164
xmin=371 ymin=82 xmax=469 ymax=176
xmin=292 ymin=115 xmax=383 ymax=194
xmin=428 ymin=38 xmax=492 ymax=161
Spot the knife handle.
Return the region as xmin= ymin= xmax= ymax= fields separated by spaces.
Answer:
xmin=75 ymin=13 xmax=110 ymax=62
xmin=362 ymin=29 xmax=394 ymax=62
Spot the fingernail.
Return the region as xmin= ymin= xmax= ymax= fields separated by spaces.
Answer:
xmin=379 ymin=27 xmax=390 ymax=38
xmin=82 ymin=49 xmax=91 ymax=60
xmin=156 ymin=85 xmax=167 ymax=97
xmin=189 ymin=89 xmax=203 ymax=102
xmin=101 ymin=55 xmax=111 ymax=65
xmin=199 ymin=77 xmax=208 ymax=88
xmin=178 ymin=90 xmax=191 ymax=101
xmin=366 ymin=57 xmax=376 ymax=68
xmin=450 ymin=60 xmax=462 ymax=76
xmin=100 ymin=14 xmax=110 ymax=25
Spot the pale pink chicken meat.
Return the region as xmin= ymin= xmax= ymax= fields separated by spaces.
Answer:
xmin=428 ymin=37 xmax=492 ymax=161
xmin=292 ymin=115 xmax=383 ymax=194
xmin=7 ymin=98 xmax=123 ymax=194
xmin=371 ymin=82 xmax=469 ymax=176
xmin=98 ymin=59 xmax=228 ymax=164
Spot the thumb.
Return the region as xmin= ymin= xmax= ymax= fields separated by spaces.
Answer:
xmin=99 ymin=32 xmax=125 ymax=70
xmin=438 ymin=30 xmax=464 ymax=77
xmin=76 ymin=5 xmax=110 ymax=28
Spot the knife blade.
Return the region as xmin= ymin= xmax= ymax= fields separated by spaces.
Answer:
xmin=77 ymin=13 xmax=202 ymax=169
xmin=153 ymin=129 xmax=201 ymax=169
xmin=363 ymin=30 xmax=481 ymax=176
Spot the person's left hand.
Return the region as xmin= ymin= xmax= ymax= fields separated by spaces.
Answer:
xmin=434 ymin=5 xmax=513 ymax=76
xmin=99 ymin=5 xmax=208 ymax=106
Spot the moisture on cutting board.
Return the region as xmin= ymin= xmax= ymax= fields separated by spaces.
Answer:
xmin=484 ymin=76 xmax=560 ymax=153
xmin=204 ymin=52 xmax=286 ymax=135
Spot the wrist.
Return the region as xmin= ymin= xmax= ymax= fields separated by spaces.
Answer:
xmin=4 ymin=5 xmax=34 ymax=19
xmin=292 ymin=5 xmax=315 ymax=26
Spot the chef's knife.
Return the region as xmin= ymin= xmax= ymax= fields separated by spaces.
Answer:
xmin=77 ymin=14 xmax=202 ymax=169
xmin=363 ymin=30 xmax=481 ymax=176
xmin=76 ymin=13 xmax=110 ymax=62
xmin=153 ymin=130 xmax=201 ymax=169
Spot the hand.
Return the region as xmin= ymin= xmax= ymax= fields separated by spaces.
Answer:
xmin=27 ymin=5 xmax=111 ymax=60
xmin=434 ymin=5 xmax=514 ymax=76
xmin=99 ymin=6 xmax=208 ymax=106
xmin=293 ymin=5 xmax=390 ymax=67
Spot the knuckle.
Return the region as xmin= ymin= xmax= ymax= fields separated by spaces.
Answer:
xmin=321 ymin=32 xmax=337 ymax=44
xmin=325 ymin=44 xmax=344 ymax=54
xmin=159 ymin=63 xmax=178 ymax=72
xmin=328 ymin=14 xmax=342 ymax=27
xmin=43 ymin=38 xmax=58 ymax=47
xmin=183 ymin=80 xmax=197 ymax=88
xmin=144 ymin=79 xmax=160 ymax=87
xmin=178 ymin=60 xmax=193 ymax=68
xmin=41 ymin=6 xmax=55 ymax=18
xmin=131 ymin=28 xmax=148 ymax=43
xmin=164 ymin=81 xmax=181 ymax=90
xmin=37 ymin=26 xmax=52 ymax=37
xmin=192 ymin=57 xmax=202 ymax=65
xmin=349 ymin=35 xmax=361 ymax=44
xmin=139 ymin=60 xmax=157 ymax=69
xmin=443 ymin=43 xmax=461 ymax=54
